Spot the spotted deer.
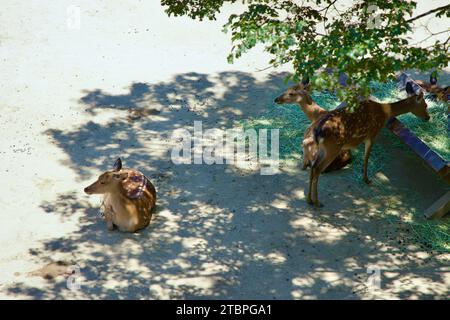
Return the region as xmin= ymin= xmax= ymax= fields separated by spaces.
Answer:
xmin=416 ymin=73 xmax=438 ymax=90
xmin=416 ymin=73 xmax=449 ymax=102
xmin=307 ymin=82 xmax=430 ymax=207
xmin=84 ymin=158 xmax=156 ymax=232
xmin=399 ymin=72 xmax=449 ymax=103
xmin=274 ymin=80 xmax=352 ymax=172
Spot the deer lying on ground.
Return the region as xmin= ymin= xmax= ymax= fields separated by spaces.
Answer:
xmin=84 ymin=158 xmax=156 ymax=232
xmin=274 ymin=81 xmax=352 ymax=172
xmin=306 ymin=82 xmax=430 ymax=207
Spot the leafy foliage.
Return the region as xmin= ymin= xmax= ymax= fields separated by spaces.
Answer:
xmin=162 ymin=0 xmax=450 ymax=107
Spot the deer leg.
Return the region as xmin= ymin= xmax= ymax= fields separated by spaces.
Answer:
xmin=308 ymin=144 xmax=341 ymax=207
xmin=307 ymin=169 xmax=314 ymax=205
xmin=311 ymin=161 xmax=334 ymax=208
xmin=310 ymin=167 xmax=322 ymax=207
xmin=104 ymin=207 xmax=115 ymax=231
xmin=301 ymin=158 xmax=309 ymax=170
xmin=363 ymin=139 xmax=374 ymax=184
xmin=301 ymin=140 xmax=313 ymax=171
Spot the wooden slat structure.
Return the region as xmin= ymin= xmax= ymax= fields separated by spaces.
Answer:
xmin=386 ymin=118 xmax=450 ymax=184
xmin=424 ymin=191 xmax=450 ymax=219
xmin=390 ymin=73 xmax=450 ymax=219
xmin=386 ymin=117 xmax=449 ymax=219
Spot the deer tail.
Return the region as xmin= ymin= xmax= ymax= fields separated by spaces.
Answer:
xmin=313 ymin=113 xmax=333 ymax=144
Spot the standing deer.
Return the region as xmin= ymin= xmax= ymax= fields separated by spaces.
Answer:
xmin=84 ymin=158 xmax=156 ymax=232
xmin=274 ymin=80 xmax=352 ymax=172
xmin=399 ymin=72 xmax=449 ymax=102
xmin=415 ymin=73 xmax=438 ymax=92
xmin=416 ymin=73 xmax=449 ymax=102
xmin=307 ymin=82 xmax=430 ymax=207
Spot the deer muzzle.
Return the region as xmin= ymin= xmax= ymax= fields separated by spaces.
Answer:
xmin=84 ymin=186 xmax=94 ymax=194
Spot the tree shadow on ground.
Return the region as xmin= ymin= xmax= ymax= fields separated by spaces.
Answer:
xmin=6 ymin=71 xmax=449 ymax=299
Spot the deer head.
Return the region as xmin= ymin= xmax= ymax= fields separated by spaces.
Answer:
xmin=405 ymin=82 xmax=430 ymax=121
xmin=84 ymin=158 xmax=129 ymax=195
xmin=274 ymin=78 xmax=312 ymax=105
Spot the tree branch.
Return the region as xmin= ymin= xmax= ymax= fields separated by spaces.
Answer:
xmin=406 ymin=4 xmax=450 ymax=23
xmin=322 ymin=0 xmax=339 ymax=35
xmin=409 ymin=29 xmax=450 ymax=46
xmin=318 ymin=0 xmax=338 ymax=12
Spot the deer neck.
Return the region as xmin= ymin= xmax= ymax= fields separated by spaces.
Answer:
xmin=106 ymin=183 xmax=126 ymax=197
xmin=383 ymin=95 xmax=417 ymax=119
xmin=297 ymin=95 xmax=323 ymax=122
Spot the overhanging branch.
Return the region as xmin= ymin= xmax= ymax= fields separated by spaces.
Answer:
xmin=406 ymin=4 xmax=450 ymax=23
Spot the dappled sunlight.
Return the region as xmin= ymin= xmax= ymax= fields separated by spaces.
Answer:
xmin=5 ymin=71 xmax=448 ymax=299
xmin=290 ymin=216 xmax=349 ymax=244
xmin=291 ymin=271 xmax=357 ymax=299
xmin=253 ymin=251 xmax=287 ymax=265
xmin=270 ymin=197 xmax=291 ymax=210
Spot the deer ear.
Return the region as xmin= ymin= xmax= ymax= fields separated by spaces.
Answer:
xmin=430 ymin=74 xmax=437 ymax=85
xmin=113 ymin=158 xmax=122 ymax=171
xmin=405 ymin=81 xmax=414 ymax=96
xmin=406 ymin=81 xmax=422 ymax=96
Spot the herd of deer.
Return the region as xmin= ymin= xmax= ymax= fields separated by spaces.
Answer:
xmin=274 ymin=77 xmax=433 ymax=207
xmin=84 ymin=74 xmax=447 ymax=232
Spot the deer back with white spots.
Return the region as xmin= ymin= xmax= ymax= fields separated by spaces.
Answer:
xmin=306 ymin=82 xmax=430 ymax=207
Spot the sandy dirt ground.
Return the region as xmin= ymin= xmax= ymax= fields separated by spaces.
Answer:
xmin=0 ymin=1 xmax=449 ymax=299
